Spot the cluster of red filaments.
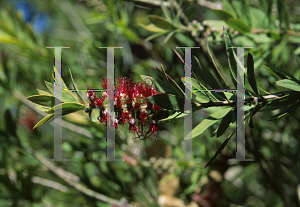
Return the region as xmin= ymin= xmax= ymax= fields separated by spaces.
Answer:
xmin=87 ymin=76 xmax=162 ymax=140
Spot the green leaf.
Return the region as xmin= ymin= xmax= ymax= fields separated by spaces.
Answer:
xmin=185 ymin=107 xmax=233 ymax=140
xmin=61 ymin=91 xmax=78 ymax=103
xmin=157 ymin=111 xmax=185 ymax=122
xmin=222 ymin=0 xmax=237 ymax=18
xmin=240 ymin=0 xmax=252 ymax=26
xmin=193 ymin=56 xmax=222 ymax=90
xmin=227 ymin=18 xmax=250 ymax=34
xmin=164 ymin=30 xmax=178 ymax=44
xmin=206 ymin=37 xmax=230 ymax=89
xmin=37 ymin=89 xmax=52 ymax=96
xmin=147 ymin=94 xmax=184 ymax=111
xmin=47 ymin=103 xmax=86 ymax=115
xmin=156 ymin=66 xmax=184 ymax=97
xmin=268 ymin=102 xmax=300 ymax=121
xmin=44 ymin=81 xmax=54 ymax=95
xmin=140 ymin=75 xmax=177 ymax=95
xmin=147 ymin=94 xmax=200 ymax=111
xmin=269 ymin=92 xmax=300 ymax=106
xmin=216 ymin=109 xmax=234 ymax=137
xmin=174 ymin=33 xmax=195 ymax=46
xmin=27 ymin=95 xmax=57 ymax=107
xmin=223 ymin=28 xmax=237 ymax=87
xmin=138 ymin=23 xmax=167 ymax=33
xmin=150 ymin=110 xmax=178 ymax=121
xmin=248 ymin=102 xmax=266 ymax=128
xmin=44 ymin=80 xmax=78 ymax=103
xmin=51 ymin=70 xmax=78 ymax=103
xmin=36 ymin=105 xmax=51 ymax=112
xmin=192 ymin=92 xmax=210 ymax=103
xmin=276 ymin=79 xmax=300 ymax=92
xmin=52 ymin=67 xmax=68 ymax=89
xmin=148 ymin=15 xmax=174 ymax=30
xmin=69 ymin=68 xmax=86 ymax=103
xmin=33 ymin=114 xmax=54 ymax=129
xmin=205 ymin=130 xmax=236 ymax=168
xmin=247 ymin=53 xmax=259 ymax=95
xmin=145 ymin=32 xmax=166 ymax=42
xmin=192 ymin=55 xmax=227 ymax=101
xmin=214 ymin=9 xmax=235 ymax=21
xmin=264 ymin=65 xmax=298 ymax=81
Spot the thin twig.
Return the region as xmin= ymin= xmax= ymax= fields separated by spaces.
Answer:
xmin=26 ymin=149 xmax=126 ymax=206
xmin=192 ymin=91 xmax=299 ymax=108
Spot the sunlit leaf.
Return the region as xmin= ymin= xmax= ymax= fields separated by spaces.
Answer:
xmin=276 ymin=79 xmax=300 ymax=92
xmin=138 ymin=23 xmax=167 ymax=33
xmin=33 ymin=114 xmax=54 ymax=129
xmin=185 ymin=107 xmax=233 ymax=140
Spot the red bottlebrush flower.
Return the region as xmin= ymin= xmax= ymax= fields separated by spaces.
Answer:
xmin=113 ymin=121 xmax=118 ymax=129
xmin=152 ymin=104 xmax=162 ymax=111
xmin=98 ymin=109 xmax=107 ymax=123
xmin=102 ymin=77 xmax=107 ymax=89
xmin=94 ymin=97 xmax=104 ymax=108
xmin=140 ymin=110 xmax=148 ymax=121
xmin=90 ymin=75 xmax=162 ymax=140
xmin=149 ymin=121 xmax=158 ymax=134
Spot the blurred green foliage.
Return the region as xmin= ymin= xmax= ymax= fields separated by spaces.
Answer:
xmin=1 ymin=0 xmax=300 ymax=206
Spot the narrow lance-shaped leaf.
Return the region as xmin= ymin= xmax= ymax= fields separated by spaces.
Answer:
xmin=52 ymin=67 xmax=68 ymax=89
xmin=268 ymin=101 xmax=300 ymax=121
xmin=193 ymin=56 xmax=227 ymax=101
xmin=139 ymin=23 xmax=167 ymax=33
xmin=269 ymin=92 xmax=300 ymax=106
xmin=247 ymin=53 xmax=259 ymax=95
xmin=36 ymin=105 xmax=51 ymax=113
xmin=216 ymin=108 xmax=234 ymax=137
xmin=69 ymin=68 xmax=86 ymax=103
xmin=223 ymin=28 xmax=237 ymax=87
xmin=44 ymin=81 xmax=54 ymax=95
xmin=33 ymin=114 xmax=54 ymax=129
xmin=206 ymin=36 xmax=230 ymax=89
xmin=185 ymin=107 xmax=233 ymax=140
xmin=47 ymin=102 xmax=86 ymax=115
xmin=52 ymin=69 xmax=78 ymax=103
xmin=37 ymin=89 xmax=52 ymax=96
xmin=227 ymin=18 xmax=250 ymax=34
xmin=148 ymin=15 xmax=174 ymax=30
xmin=205 ymin=130 xmax=236 ymax=168
xmin=27 ymin=95 xmax=58 ymax=107
xmin=248 ymin=102 xmax=267 ymax=128
xmin=155 ymin=66 xmax=184 ymax=97
xmin=263 ymin=65 xmax=298 ymax=81
xmin=214 ymin=9 xmax=235 ymax=21
xmin=276 ymin=79 xmax=300 ymax=92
